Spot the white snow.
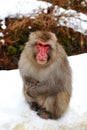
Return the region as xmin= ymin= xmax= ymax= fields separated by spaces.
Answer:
xmin=0 ymin=53 xmax=87 ymax=130
xmin=53 ymin=7 xmax=87 ymax=35
xmin=0 ymin=0 xmax=51 ymax=19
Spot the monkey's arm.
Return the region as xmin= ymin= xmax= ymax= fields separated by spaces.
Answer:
xmin=23 ymin=76 xmax=61 ymax=97
xmin=23 ymin=76 xmax=39 ymax=89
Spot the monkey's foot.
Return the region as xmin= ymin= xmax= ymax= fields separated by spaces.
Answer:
xmin=30 ymin=102 xmax=41 ymax=111
xmin=37 ymin=109 xmax=52 ymax=119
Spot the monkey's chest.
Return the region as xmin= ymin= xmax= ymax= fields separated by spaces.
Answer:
xmin=29 ymin=67 xmax=51 ymax=81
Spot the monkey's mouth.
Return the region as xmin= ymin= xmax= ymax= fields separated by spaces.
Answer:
xmin=37 ymin=59 xmax=47 ymax=65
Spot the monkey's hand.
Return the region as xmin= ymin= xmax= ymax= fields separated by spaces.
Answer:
xmin=28 ymin=77 xmax=38 ymax=86
xmin=24 ymin=76 xmax=39 ymax=88
xmin=24 ymin=76 xmax=40 ymax=97
xmin=27 ymin=79 xmax=60 ymax=97
xmin=26 ymin=81 xmax=49 ymax=98
xmin=27 ymin=86 xmax=38 ymax=98
xmin=25 ymin=77 xmax=60 ymax=97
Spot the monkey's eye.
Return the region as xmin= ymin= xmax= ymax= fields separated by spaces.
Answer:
xmin=36 ymin=42 xmax=42 ymax=47
xmin=45 ymin=44 xmax=50 ymax=48
xmin=38 ymin=43 xmax=43 ymax=47
xmin=36 ymin=42 xmax=51 ymax=50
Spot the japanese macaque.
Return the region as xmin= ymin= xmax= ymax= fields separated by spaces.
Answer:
xmin=18 ymin=31 xmax=72 ymax=119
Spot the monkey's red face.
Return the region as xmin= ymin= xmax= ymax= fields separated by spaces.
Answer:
xmin=36 ymin=42 xmax=50 ymax=65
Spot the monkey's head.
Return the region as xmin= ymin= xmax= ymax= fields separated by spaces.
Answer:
xmin=25 ymin=31 xmax=58 ymax=67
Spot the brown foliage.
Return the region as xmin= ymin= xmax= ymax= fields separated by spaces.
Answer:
xmin=0 ymin=17 xmax=32 ymax=69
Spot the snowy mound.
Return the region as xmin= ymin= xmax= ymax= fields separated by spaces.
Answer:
xmin=0 ymin=0 xmax=87 ymax=35
xmin=0 ymin=53 xmax=87 ymax=130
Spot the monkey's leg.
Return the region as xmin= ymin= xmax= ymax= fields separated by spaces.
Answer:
xmin=53 ymin=91 xmax=70 ymax=119
xmin=37 ymin=108 xmax=52 ymax=119
xmin=37 ymin=96 xmax=55 ymax=119
xmin=37 ymin=91 xmax=70 ymax=119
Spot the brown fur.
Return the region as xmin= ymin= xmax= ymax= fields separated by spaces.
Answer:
xmin=18 ymin=31 xmax=72 ymax=119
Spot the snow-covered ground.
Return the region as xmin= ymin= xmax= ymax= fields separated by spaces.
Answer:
xmin=0 ymin=53 xmax=87 ymax=130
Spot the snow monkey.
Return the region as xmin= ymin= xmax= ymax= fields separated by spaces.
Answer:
xmin=18 ymin=31 xmax=72 ymax=119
